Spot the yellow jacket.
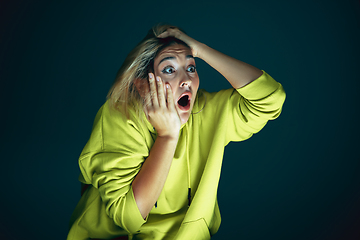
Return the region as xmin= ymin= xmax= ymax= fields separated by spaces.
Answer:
xmin=67 ymin=71 xmax=286 ymax=240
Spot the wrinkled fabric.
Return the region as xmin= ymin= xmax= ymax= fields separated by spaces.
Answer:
xmin=67 ymin=71 xmax=286 ymax=240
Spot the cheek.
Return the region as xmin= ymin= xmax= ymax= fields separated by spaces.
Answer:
xmin=168 ymin=82 xmax=178 ymax=100
xmin=193 ymin=76 xmax=200 ymax=90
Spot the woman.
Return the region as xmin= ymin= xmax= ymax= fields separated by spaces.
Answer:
xmin=67 ymin=24 xmax=286 ymax=240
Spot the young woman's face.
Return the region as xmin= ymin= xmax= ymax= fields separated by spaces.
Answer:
xmin=153 ymin=44 xmax=200 ymax=125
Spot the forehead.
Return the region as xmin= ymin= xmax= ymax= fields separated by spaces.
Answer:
xmin=155 ymin=44 xmax=192 ymax=63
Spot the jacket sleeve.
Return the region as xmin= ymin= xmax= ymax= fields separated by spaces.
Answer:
xmin=225 ymin=70 xmax=286 ymax=142
xmin=78 ymin=102 xmax=149 ymax=233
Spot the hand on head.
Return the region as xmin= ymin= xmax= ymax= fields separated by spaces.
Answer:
xmin=157 ymin=28 xmax=203 ymax=58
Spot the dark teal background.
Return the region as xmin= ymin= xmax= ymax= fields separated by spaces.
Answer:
xmin=1 ymin=0 xmax=359 ymax=239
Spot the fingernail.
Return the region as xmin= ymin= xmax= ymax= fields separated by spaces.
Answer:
xmin=166 ymin=84 xmax=169 ymax=88
xmin=148 ymin=73 xmax=152 ymax=79
xmin=156 ymin=76 xmax=160 ymax=82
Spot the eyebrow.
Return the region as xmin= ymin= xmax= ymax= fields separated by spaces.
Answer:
xmin=158 ymin=55 xmax=194 ymax=66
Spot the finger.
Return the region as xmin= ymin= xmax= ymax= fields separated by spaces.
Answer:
xmin=148 ymin=73 xmax=159 ymax=107
xmin=166 ymin=83 xmax=176 ymax=111
xmin=157 ymin=27 xmax=179 ymax=38
xmin=156 ymin=76 xmax=166 ymax=108
xmin=157 ymin=31 xmax=169 ymax=38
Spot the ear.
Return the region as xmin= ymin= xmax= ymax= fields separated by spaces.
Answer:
xmin=134 ymin=78 xmax=148 ymax=98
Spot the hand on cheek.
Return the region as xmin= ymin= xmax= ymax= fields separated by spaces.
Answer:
xmin=144 ymin=73 xmax=181 ymax=139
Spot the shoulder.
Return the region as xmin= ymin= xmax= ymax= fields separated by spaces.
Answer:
xmin=192 ymin=88 xmax=238 ymax=113
xmin=99 ymin=101 xmax=151 ymax=131
xmin=89 ymin=100 xmax=153 ymax=149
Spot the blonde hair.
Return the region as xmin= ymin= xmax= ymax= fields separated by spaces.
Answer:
xmin=107 ymin=24 xmax=190 ymax=120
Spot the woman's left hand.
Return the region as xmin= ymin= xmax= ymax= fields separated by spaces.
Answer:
xmin=157 ymin=28 xmax=204 ymax=58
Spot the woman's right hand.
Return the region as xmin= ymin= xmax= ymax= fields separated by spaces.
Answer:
xmin=144 ymin=73 xmax=181 ymax=140
xmin=133 ymin=73 xmax=181 ymax=218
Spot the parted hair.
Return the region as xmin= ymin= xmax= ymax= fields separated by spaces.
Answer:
xmin=107 ymin=24 xmax=190 ymax=119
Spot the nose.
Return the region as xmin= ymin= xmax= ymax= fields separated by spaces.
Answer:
xmin=180 ymin=80 xmax=191 ymax=88
xmin=179 ymin=71 xmax=192 ymax=88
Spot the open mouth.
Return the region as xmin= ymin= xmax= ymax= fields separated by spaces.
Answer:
xmin=177 ymin=92 xmax=191 ymax=111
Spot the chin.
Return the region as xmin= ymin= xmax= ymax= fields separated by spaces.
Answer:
xmin=180 ymin=113 xmax=190 ymax=125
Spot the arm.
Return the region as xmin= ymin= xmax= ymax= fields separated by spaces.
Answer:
xmin=78 ymin=87 xmax=179 ymax=233
xmin=196 ymin=44 xmax=263 ymax=88
xmin=132 ymin=135 xmax=178 ymax=219
xmin=158 ymin=28 xmax=285 ymax=142
xmin=157 ymin=29 xmax=263 ymax=89
xmin=132 ymin=73 xmax=181 ymax=219
xmin=78 ymin=73 xmax=180 ymax=233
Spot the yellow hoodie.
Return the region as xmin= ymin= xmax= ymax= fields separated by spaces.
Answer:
xmin=67 ymin=71 xmax=286 ymax=240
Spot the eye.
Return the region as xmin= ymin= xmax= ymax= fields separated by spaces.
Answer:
xmin=162 ymin=66 xmax=175 ymax=74
xmin=187 ymin=65 xmax=196 ymax=73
